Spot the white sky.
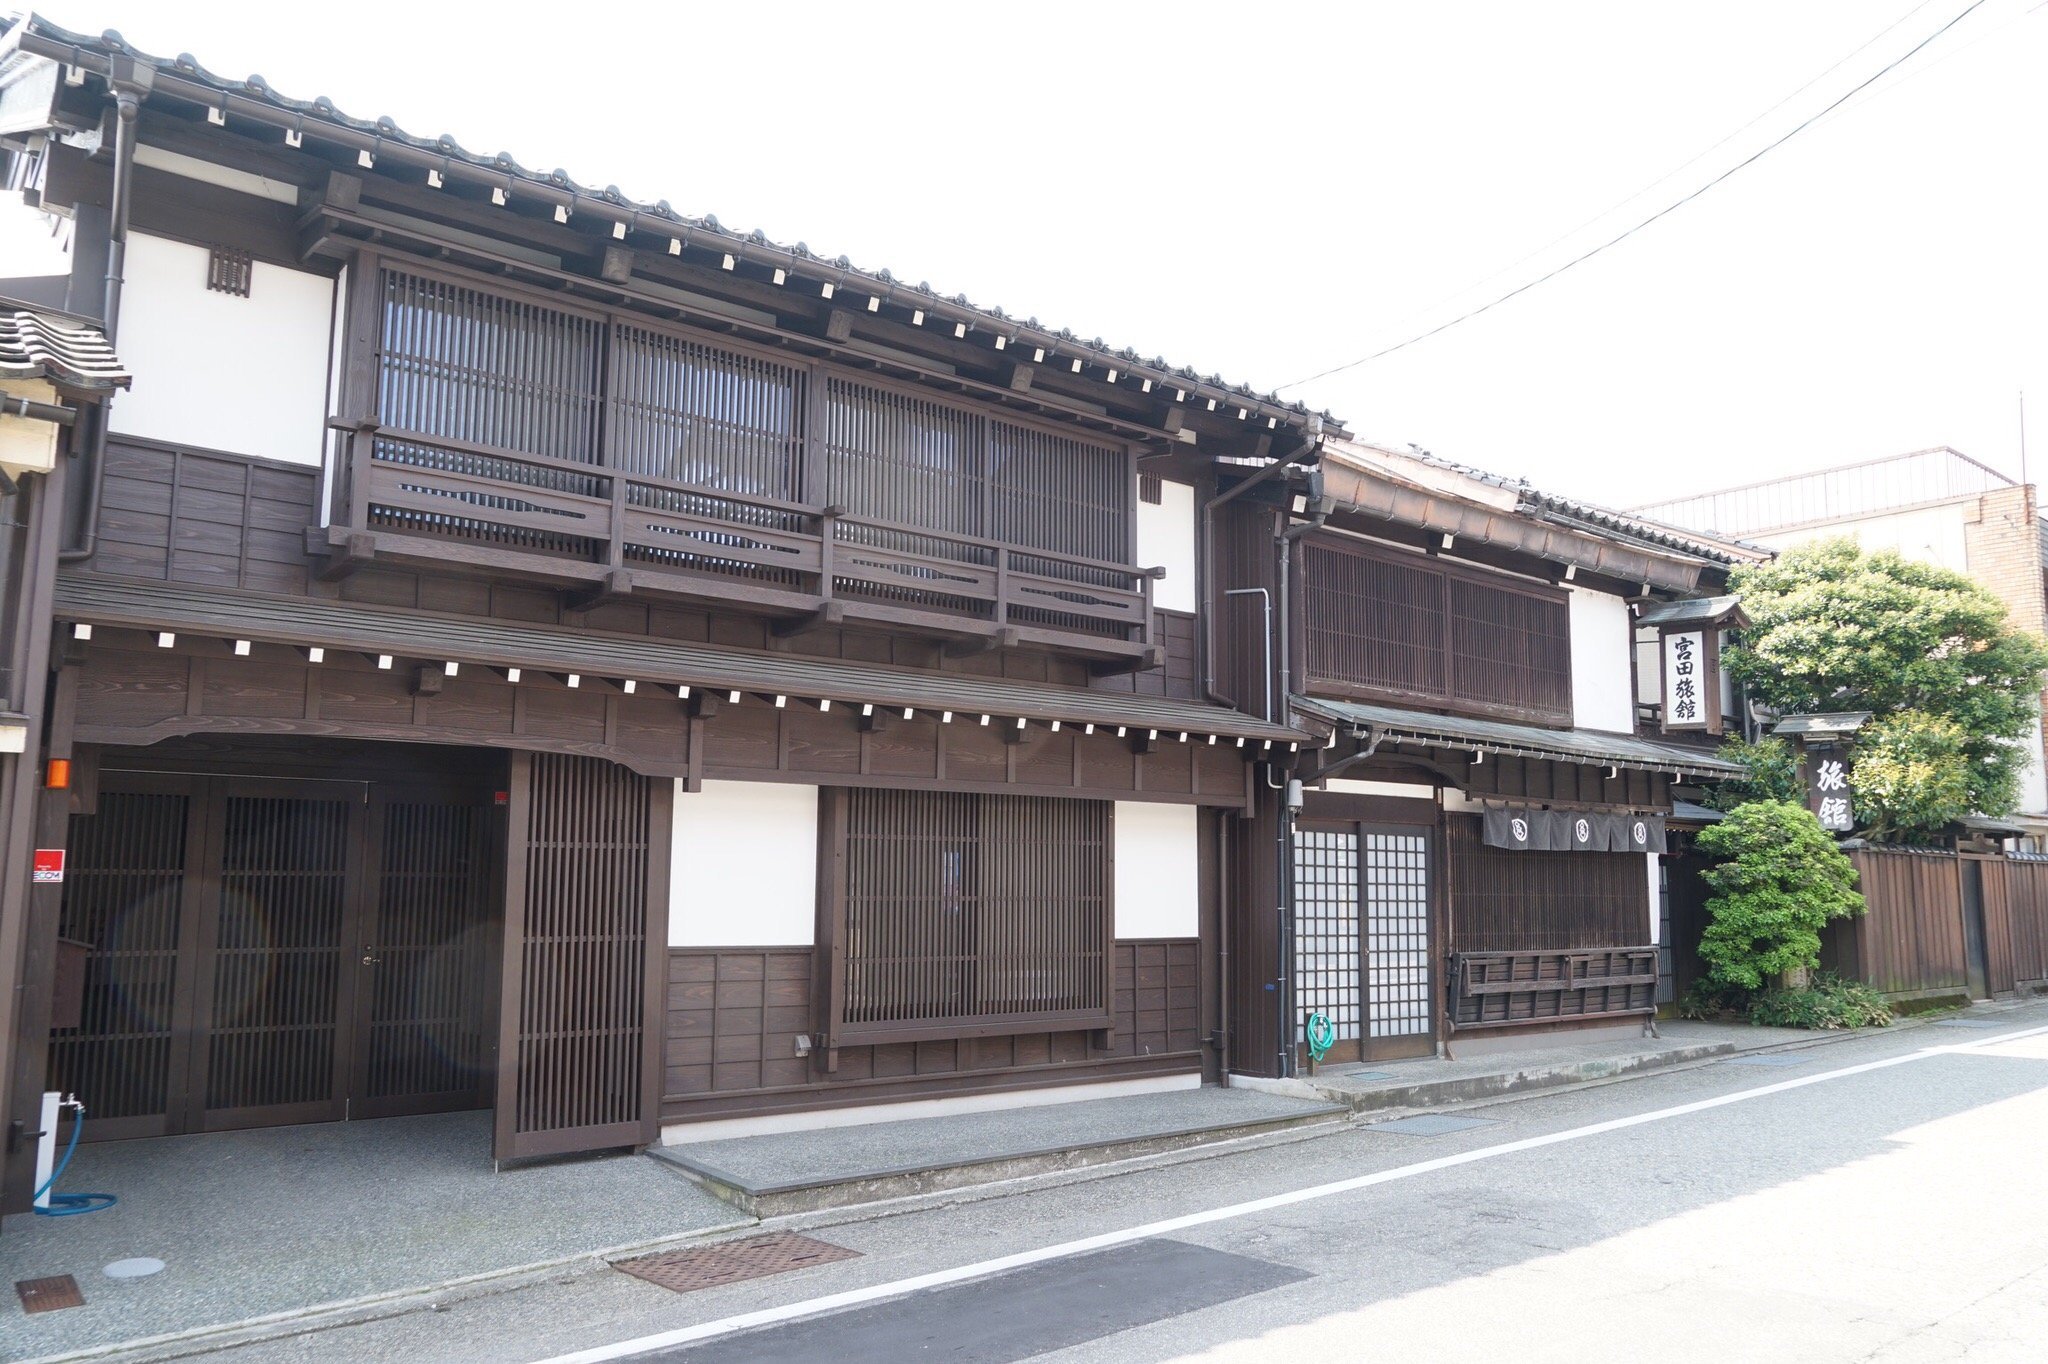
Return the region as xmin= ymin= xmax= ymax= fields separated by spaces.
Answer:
xmin=14 ymin=0 xmax=2048 ymax=508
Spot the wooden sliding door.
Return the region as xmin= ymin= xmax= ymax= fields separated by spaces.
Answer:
xmin=495 ymin=754 xmax=670 ymax=1160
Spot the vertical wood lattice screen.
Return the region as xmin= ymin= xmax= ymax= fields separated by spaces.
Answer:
xmin=836 ymin=790 xmax=1112 ymax=1044
xmin=1302 ymin=538 xmax=1573 ymax=724
xmin=499 ymin=754 xmax=662 ymax=1158
xmin=369 ymin=265 xmax=1131 ymax=569
xmin=1447 ymin=815 xmax=1647 ymax=951
xmin=50 ymin=774 xmax=501 ymax=1140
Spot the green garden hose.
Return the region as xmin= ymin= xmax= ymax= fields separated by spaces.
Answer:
xmin=1305 ymin=1011 xmax=1337 ymax=1065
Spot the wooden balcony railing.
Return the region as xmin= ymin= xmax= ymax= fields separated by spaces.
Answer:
xmin=325 ymin=424 xmax=1161 ymax=664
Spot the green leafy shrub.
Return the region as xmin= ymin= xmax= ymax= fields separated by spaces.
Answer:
xmin=1745 ymin=972 xmax=1894 ymax=1030
xmin=1852 ymin=710 xmax=1977 ymax=840
xmin=1705 ymin=736 xmax=1803 ymax=811
xmin=1694 ymin=800 xmax=1865 ymax=991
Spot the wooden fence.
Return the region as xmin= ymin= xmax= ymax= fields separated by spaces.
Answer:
xmin=1818 ymin=848 xmax=2048 ymax=1001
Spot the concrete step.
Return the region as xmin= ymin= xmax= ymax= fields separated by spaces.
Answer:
xmin=1283 ymin=1036 xmax=1745 ymax=1114
xmin=649 ymin=1086 xmax=1348 ymax=1217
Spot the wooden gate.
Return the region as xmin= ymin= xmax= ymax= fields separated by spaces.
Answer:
xmin=495 ymin=753 xmax=669 ymax=1160
xmin=49 ymin=770 xmax=501 ymax=1139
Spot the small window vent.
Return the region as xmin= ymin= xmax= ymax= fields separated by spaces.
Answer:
xmin=1138 ymin=472 xmax=1163 ymax=505
xmin=206 ymin=246 xmax=253 ymax=298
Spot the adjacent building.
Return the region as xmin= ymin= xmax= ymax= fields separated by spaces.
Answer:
xmin=1635 ymin=447 xmax=2048 ymax=838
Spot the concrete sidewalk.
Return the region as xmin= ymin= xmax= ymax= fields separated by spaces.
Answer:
xmin=652 ymin=1086 xmax=1346 ymax=1216
xmin=2 ymin=1111 xmax=748 ymax=1364
xmin=1259 ymin=1009 xmax=2004 ymax=1115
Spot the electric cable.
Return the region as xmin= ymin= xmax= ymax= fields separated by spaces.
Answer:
xmin=1276 ymin=0 xmax=1996 ymax=392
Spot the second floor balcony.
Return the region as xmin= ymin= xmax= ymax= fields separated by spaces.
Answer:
xmin=318 ymin=257 xmax=1164 ymax=670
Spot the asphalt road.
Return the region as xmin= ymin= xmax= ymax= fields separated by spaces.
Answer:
xmin=215 ymin=1001 xmax=2048 ymax=1364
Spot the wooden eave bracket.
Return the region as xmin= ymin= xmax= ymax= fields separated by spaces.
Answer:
xmin=1089 ymin=644 xmax=1166 ymax=677
xmin=942 ymin=626 xmax=1019 ymax=659
xmin=314 ymin=527 xmax=376 ymax=582
xmin=771 ymin=601 xmax=847 ymax=641
xmin=568 ymin=568 xmax=634 ymax=613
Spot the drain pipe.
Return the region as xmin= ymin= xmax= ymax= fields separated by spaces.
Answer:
xmin=1201 ymin=416 xmax=1323 ymax=708
xmin=59 ymin=78 xmax=143 ymax=563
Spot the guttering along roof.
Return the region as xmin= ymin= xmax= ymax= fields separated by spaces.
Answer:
xmin=54 ymin=576 xmax=1309 ymax=745
xmin=1292 ymin=695 xmax=1745 ymax=778
xmin=0 ymin=302 xmax=129 ymax=392
xmin=6 ymin=14 xmax=1330 ymax=437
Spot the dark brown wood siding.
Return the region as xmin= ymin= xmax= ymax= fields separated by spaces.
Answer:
xmin=1301 ymin=535 xmax=1572 ymax=726
xmin=1447 ymin=814 xmax=1648 ymax=952
xmin=1820 ymin=848 xmax=1970 ymax=999
xmin=662 ymin=939 xmax=1198 ymax=1121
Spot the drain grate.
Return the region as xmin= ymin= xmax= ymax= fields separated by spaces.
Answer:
xmin=16 ymin=1274 xmax=85 ymax=1314
xmin=616 ymin=1232 xmax=861 ymax=1295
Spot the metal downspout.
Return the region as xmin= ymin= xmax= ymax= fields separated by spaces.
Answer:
xmin=1200 ymin=417 xmax=1323 ymax=708
xmin=58 ymin=82 xmax=141 ymax=563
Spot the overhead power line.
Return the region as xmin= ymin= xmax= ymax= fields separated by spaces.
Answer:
xmin=1344 ymin=0 xmax=1946 ymax=353
xmin=1275 ymin=0 xmax=1995 ymax=393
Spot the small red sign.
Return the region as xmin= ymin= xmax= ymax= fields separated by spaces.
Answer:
xmin=32 ymin=849 xmax=65 ymax=884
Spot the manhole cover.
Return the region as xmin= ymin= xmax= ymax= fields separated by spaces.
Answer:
xmin=616 ymin=1232 xmax=860 ymax=1295
xmin=103 ymin=1258 xmax=166 ymax=1280
xmin=16 ymin=1274 xmax=85 ymax=1314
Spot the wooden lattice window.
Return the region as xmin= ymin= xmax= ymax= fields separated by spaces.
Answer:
xmin=1302 ymin=537 xmax=1572 ymax=725
xmin=206 ymin=245 xmax=252 ymax=297
xmin=830 ymin=790 xmax=1112 ymax=1045
xmin=376 ymin=267 xmax=604 ymax=462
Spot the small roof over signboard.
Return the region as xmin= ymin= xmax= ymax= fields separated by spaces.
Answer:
xmin=1771 ymin=712 xmax=1872 ymax=737
xmin=1636 ymin=595 xmax=1748 ymax=630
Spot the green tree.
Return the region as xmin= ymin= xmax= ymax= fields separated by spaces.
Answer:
xmin=1726 ymin=539 xmax=2048 ymax=826
xmin=1694 ymin=800 xmax=1865 ymax=992
xmin=1852 ymin=710 xmax=1978 ymax=841
xmin=1705 ymin=735 xmax=1802 ymax=811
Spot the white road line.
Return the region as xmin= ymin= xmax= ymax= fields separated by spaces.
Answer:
xmin=535 ymin=1021 xmax=2048 ymax=1364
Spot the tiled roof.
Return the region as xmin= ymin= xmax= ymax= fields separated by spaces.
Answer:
xmin=0 ymin=303 xmax=129 ymax=392
xmin=1293 ymin=695 xmax=1745 ymax=778
xmin=8 ymin=14 xmax=1330 ymax=432
xmin=1353 ymin=439 xmax=1766 ymax=565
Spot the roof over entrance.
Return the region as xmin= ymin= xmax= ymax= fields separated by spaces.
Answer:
xmin=1291 ymin=695 xmax=1744 ymax=779
xmin=54 ymin=576 xmax=1309 ymax=745
xmin=0 ymin=301 xmax=129 ymax=392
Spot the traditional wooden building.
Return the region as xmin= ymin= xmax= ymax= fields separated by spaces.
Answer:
xmin=0 ymin=17 xmax=1339 ymax=1204
xmin=1225 ymin=438 xmax=1766 ymax=1068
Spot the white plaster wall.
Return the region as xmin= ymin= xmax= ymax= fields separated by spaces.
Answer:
xmin=1754 ymin=503 xmax=1971 ymax=574
xmin=2019 ymin=724 xmax=2048 ymax=815
xmin=110 ymin=232 xmax=334 ymax=466
xmin=1324 ymin=779 xmax=1437 ymax=799
xmin=668 ymin=780 xmax=818 ymax=947
xmin=1567 ymin=587 xmax=1636 ymax=732
xmin=1647 ymin=854 xmax=1661 ymax=945
xmin=1136 ymin=478 xmax=1198 ymax=614
xmin=1114 ymin=801 xmax=1200 ymax=939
